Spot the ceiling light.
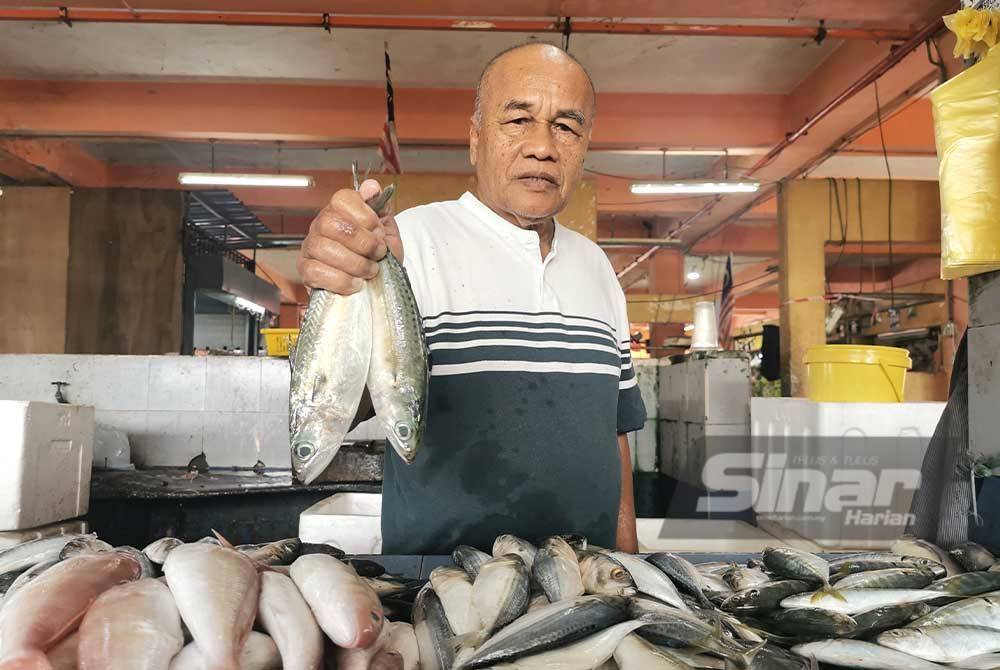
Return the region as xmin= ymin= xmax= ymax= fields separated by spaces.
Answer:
xmin=683 ymin=323 xmax=695 ymax=333
xmin=630 ymin=180 xmax=761 ymax=195
xmin=234 ymin=296 xmax=267 ymax=315
xmin=686 ymin=271 xmax=701 ymax=281
xmin=178 ymin=173 xmax=314 ymax=188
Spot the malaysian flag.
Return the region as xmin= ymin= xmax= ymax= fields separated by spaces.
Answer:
xmin=377 ymin=43 xmax=402 ymax=174
xmin=718 ymin=253 xmax=735 ymax=350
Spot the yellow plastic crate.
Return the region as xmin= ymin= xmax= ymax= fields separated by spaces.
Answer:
xmin=260 ymin=328 xmax=300 ymax=357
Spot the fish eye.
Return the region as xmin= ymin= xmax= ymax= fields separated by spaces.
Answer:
xmin=395 ymin=422 xmax=411 ymax=440
xmin=295 ymin=443 xmax=314 ymax=460
xmin=611 ymin=568 xmax=626 ymax=579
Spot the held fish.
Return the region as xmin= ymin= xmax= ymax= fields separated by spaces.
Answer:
xmin=792 ymin=638 xmax=947 ymax=669
xmin=288 ymin=185 xmax=395 ymax=484
xmin=0 ymin=552 xmax=142 ymax=667
xmin=163 ymin=541 xmax=260 ymax=670
xmin=534 ymin=537 xmax=585 ymax=603
xmin=611 ymin=552 xmax=689 ymax=611
xmin=367 ymin=243 xmax=428 ymax=465
xmin=257 ymin=571 xmax=323 ymax=670
xmin=289 ymin=554 xmax=383 ymax=649
xmin=77 ymin=578 xmax=184 ymax=670
xmin=762 ymin=546 xmax=844 ymax=603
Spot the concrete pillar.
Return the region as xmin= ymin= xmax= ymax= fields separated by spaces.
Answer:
xmin=777 ymin=180 xmax=828 ymax=397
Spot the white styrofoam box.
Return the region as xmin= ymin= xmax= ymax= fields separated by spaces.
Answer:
xmin=299 ymin=492 xmax=382 ymax=554
xmin=751 ymin=398 xmax=946 ymax=550
xmin=0 ymin=401 xmax=94 ymax=530
xmin=0 ymin=519 xmax=89 ymax=551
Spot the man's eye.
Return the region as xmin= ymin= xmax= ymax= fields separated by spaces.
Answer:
xmin=554 ymin=123 xmax=577 ymax=133
xmin=506 ymin=117 xmax=531 ymax=125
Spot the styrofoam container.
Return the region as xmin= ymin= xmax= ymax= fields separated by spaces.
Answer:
xmin=299 ymin=492 xmax=382 ymax=554
xmin=0 ymin=401 xmax=94 ymax=530
xmin=0 ymin=520 xmax=88 ymax=551
xmin=751 ymin=398 xmax=945 ymax=550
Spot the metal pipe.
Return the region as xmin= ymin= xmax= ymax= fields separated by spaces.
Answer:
xmin=0 ymin=8 xmax=915 ymax=40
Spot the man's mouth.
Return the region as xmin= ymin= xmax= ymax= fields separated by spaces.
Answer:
xmin=515 ymin=172 xmax=559 ymax=189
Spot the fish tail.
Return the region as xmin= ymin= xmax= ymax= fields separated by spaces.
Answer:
xmin=810 ymin=584 xmax=848 ymax=604
xmin=739 ymin=639 xmax=768 ymax=669
xmin=211 ymin=529 xmax=236 ymax=549
xmin=0 ymin=650 xmax=53 ymax=670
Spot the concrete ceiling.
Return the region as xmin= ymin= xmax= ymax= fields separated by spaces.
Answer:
xmin=78 ymin=139 xmax=722 ymax=178
xmin=0 ymin=21 xmax=842 ymax=94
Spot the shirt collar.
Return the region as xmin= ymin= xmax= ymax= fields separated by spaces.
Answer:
xmin=458 ymin=191 xmax=561 ymax=253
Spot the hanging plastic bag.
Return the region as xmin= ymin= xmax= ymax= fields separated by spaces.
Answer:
xmin=931 ymin=44 xmax=1000 ymax=279
xmin=944 ymin=8 xmax=1000 ymax=60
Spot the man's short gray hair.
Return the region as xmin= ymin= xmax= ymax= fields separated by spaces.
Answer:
xmin=471 ymin=42 xmax=596 ymax=127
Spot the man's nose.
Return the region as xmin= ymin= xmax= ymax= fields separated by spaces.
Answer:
xmin=521 ymin=122 xmax=558 ymax=162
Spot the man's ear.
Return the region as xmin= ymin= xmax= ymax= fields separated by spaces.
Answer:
xmin=469 ymin=116 xmax=479 ymax=167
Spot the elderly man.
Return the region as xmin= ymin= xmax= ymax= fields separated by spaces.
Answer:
xmin=298 ymin=43 xmax=646 ymax=555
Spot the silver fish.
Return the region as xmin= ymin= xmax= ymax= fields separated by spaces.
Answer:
xmin=909 ymin=596 xmax=1000 ymax=629
xmin=493 ymin=535 xmax=537 ymax=568
xmin=471 ymin=555 xmax=530 ymax=640
xmin=142 ymin=538 xmax=183 ymax=565
xmin=891 ymin=537 xmax=964 ymax=576
xmin=834 ymin=567 xmax=935 ymax=590
xmin=578 ymin=551 xmax=637 ymax=597
xmin=534 ymin=537 xmax=585 ymax=603
xmin=163 ymin=542 xmax=260 ymax=669
xmin=792 ymin=638 xmax=946 ymax=669
xmin=610 ymin=552 xmax=689 ymax=611
xmin=413 ymin=586 xmax=455 ymax=670
xmin=168 ymin=631 xmax=281 ymax=670
xmin=367 ymin=242 xmax=428 ymax=464
xmin=58 ymin=536 xmax=113 ymax=560
xmin=950 ymin=542 xmax=996 ymax=572
xmin=490 ymin=619 xmax=650 ymax=670
xmin=762 ymin=546 xmax=843 ymax=602
xmin=723 ymin=565 xmax=771 ymax=591
xmin=647 ymin=553 xmax=713 ymax=608
xmin=721 ymin=580 xmax=814 ymax=613
xmin=613 ymin=632 xmax=694 ymax=670
xmin=829 ymin=553 xmax=946 ymax=579
xmin=456 ymin=595 xmax=629 ymax=670
xmin=0 ymin=534 xmax=89 ymax=574
xmin=238 ymin=538 xmax=301 ymax=566
xmin=877 ymin=625 xmax=1000 ymax=663
xmin=115 ymin=545 xmax=157 ymax=578
xmin=77 ymin=578 xmax=184 ymax=670
xmin=257 ymin=570 xmax=323 ymax=670
xmin=781 ymin=588 xmax=945 ymax=614
xmin=452 ymin=545 xmax=491 ymax=580
xmin=289 ymin=186 xmax=394 ymax=484
xmin=761 ymin=607 xmax=857 ymax=638
xmin=428 ymin=566 xmax=476 ymax=636
xmin=626 ymin=597 xmax=756 ymax=666
xmin=849 ymin=601 xmax=932 ymax=638
xmin=925 ymin=571 xmax=1000 ymax=596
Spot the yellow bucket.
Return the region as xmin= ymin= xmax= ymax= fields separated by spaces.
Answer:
xmin=260 ymin=328 xmax=300 ymax=357
xmin=804 ymin=345 xmax=912 ymax=403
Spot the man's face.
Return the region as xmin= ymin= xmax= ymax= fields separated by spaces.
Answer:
xmin=470 ymin=46 xmax=595 ymax=227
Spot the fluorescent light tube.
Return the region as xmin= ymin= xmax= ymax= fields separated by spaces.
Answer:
xmin=630 ymin=180 xmax=760 ymax=195
xmin=234 ymin=296 xmax=267 ymax=315
xmin=178 ymin=173 xmax=314 ymax=188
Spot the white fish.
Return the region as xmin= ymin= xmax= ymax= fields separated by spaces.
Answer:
xmin=46 ymin=631 xmax=79 ymax=670
xmin=780 ymin=588 xmax=944 ymax=614
xmin=534 ymin=538 xmax=584 ymax=603
xmin=613 ymin=633 xmax=693 ymax=669
xmin=383 ymin=621 xmax=419 ymax=670
xmin=792 ymin=638 xmax=946 ymax=669
xmin=428 ymin=566 xmax=476 ymax=636
xmin=256 ymin=571 xmax=323 ymax=670
xmin=471 ymin=555 xmax=530 ymax=638
xmin=77 ymin=578 xmax=184 ymax=670
xmin=169 ymin=631 xmax=281 ymax=670
xmin=491 ymin=619 xmax=648 ymax=669
xmin=163 ymin=542 xmax=260 ymax=670
xmin=950 ymin=652 xmax=1000 ymax=669
xmin=289 ymin=554 xmax=383 ymax=648
xmin=0 ymin=552 xmax=141 ymax=666
xmin=908 ymin=596 xmax=1000 ymax=629
xmin=142 ymin=537 xmax=184 ymax=565
xmin=610 ymin=552 xmax=689 ymax=611
xmin=877 ymin=625 xmax=1000 ymax=664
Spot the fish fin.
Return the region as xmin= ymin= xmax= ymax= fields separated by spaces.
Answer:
xmin=448 ymin=631 xmax=487 ymax=654
xmin=739 ymin=639 xmax=768 ymax=669
xmin=810 ymin=585 xmax=847 ymax=604
xmin=211 ymin=530 xmax=236 ymax=549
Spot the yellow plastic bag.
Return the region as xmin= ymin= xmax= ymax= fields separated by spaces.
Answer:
xmin=944 ymin=8 xmax=1000 ymax=60
xmin=931 ymin=44 xmax=1000 ymax=280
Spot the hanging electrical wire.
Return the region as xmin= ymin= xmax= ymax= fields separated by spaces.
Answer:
xmin=873 ymin=81 xmax=896 ymax=310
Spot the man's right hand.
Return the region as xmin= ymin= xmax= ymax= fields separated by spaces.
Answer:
xmin=297 ymin=179 xmax=404 ymax=295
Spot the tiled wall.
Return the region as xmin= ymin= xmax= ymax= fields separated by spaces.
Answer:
xmin=0 ymin=355 xmax=383 ymax=469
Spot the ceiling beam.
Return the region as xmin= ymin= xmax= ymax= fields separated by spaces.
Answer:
xmin=0 ymin=79 xmax=785 ymax=151
xmin=0 ymin=0 xmax=953 ymax=27
xmin=0 ymin=138 xmax=110 ymax=186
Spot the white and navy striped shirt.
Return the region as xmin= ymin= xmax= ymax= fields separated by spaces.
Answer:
xmin=381 ymin=192 xmax=646 ymax=554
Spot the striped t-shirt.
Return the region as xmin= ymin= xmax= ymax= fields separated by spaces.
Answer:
xmin=381 ymin=192 xmax=646 ymax=555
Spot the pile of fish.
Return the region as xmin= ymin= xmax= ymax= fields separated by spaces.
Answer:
xmin=6 ymin=532 xmax=1000 ymax=669
xmin=289 ymin=174 xmax=429 ymax=485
